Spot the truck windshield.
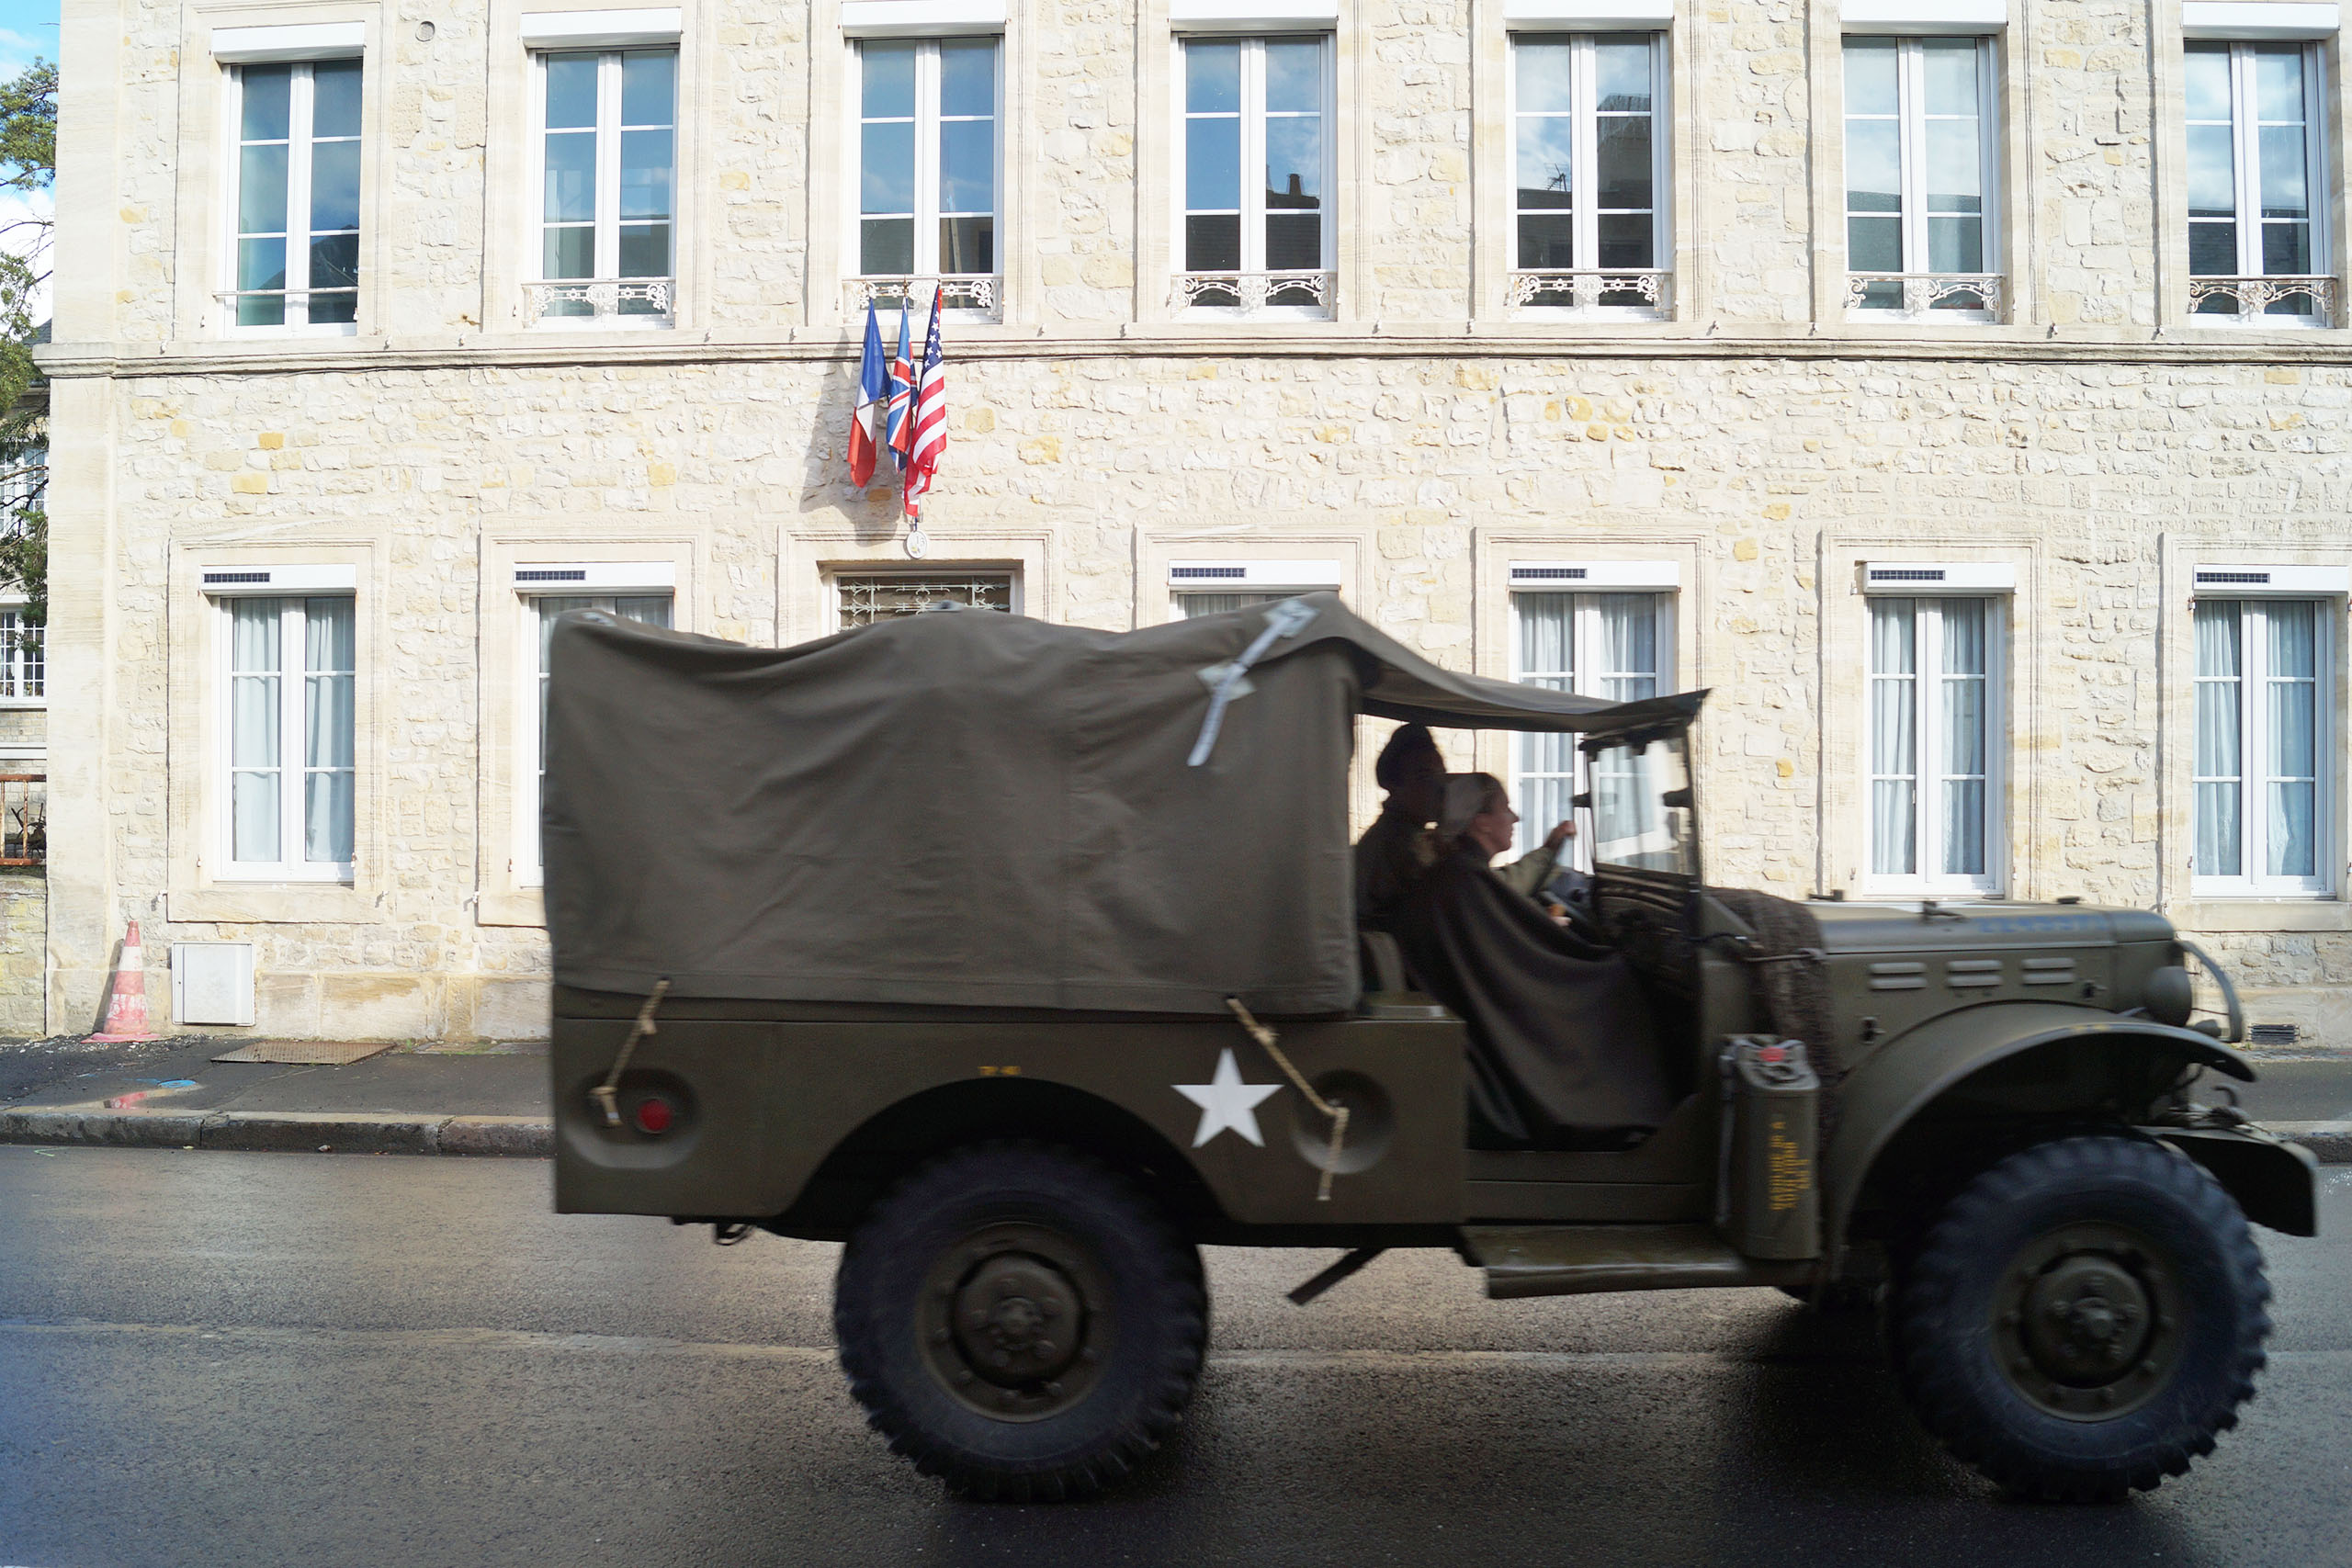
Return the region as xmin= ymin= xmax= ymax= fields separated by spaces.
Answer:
xmin=1585 ymin=730 xmax=1697 ymax=877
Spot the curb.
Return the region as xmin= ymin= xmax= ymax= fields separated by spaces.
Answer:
xmin=0 ymin=1107 xmax=553 ymax=1157
xmin=2267 ymin=1121 xmax=2352 ymax=1166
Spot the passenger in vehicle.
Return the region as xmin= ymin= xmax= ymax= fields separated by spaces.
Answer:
xmin=1356 ymin=728 xmax=1577 ymax=929
xmin=1354 ymin=725 xmax=1446 ymax=931
xmin=1393 ymin=773 xmax=1676 ymax=1151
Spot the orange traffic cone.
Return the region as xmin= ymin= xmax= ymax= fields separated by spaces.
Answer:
xmin=90 ymin=919 xmax=157 ymax=1043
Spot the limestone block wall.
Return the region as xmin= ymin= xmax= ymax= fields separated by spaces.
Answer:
xmin=0 ymin=872 xmax=45 ymax=1037
xmin=40 ymin=0 xmax=2352 ymax=1042
xmin=31 ymin=344 xmax=2352 ymax=1040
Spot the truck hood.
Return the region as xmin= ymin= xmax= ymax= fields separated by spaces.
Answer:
xmin=1802 ymin=900 xmax=2176 ymax=955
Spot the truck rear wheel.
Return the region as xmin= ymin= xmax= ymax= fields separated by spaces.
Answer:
xmin=1892 ymin=1134 xmax=2270 ymax=1502
xmin=834 ymin=1140 xmax=1207 ymax=1501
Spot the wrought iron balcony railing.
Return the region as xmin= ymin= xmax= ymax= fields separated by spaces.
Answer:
xmin=1845 ymin=272 xmax=2003 ymax=318
xmin=2188 ymin=275 xmax=2336 ymax=325
xmin=522 ymin=277 xmax=674 ymax=323
xmin=1170 ymin=269 xmax=1334 ymax=314
xmin=1509 ymin=269 xmax=1672 ymax=313
xmin=847 ymin=275 xmax=1001 ymax=315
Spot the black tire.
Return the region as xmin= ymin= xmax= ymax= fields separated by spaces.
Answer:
xmin=834 ymin=1140 xmax=1207 ymax=1501
xmin=1892 ymin=1134 xmax=2270 ymax=1502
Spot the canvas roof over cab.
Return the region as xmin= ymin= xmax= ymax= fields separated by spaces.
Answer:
xmin=542 ymin=592 xmax=1702 ymax=1015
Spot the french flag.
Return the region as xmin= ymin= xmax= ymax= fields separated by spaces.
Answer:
xmin=846 ymin=302 xmax=887 ymax=487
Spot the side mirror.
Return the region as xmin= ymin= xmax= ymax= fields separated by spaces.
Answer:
xmin=1571 ymin=792 xmax=1592 ymax=809
xmin=1661 ymin=787 xmax=1693 ymax=808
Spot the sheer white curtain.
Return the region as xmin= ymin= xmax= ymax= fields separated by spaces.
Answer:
xmin=2267 ymin=601 xmax=2317 ymax=878
xmin=302 ymin=597 xmax=356 ymax=864
xmin=2196 ymin=599 xmax=2323 ymax=889
xmin=2195 ymin=602 xmax=2244 ymax=877
xmin=1939 ymin=598 xmax=1988 ymax=876
xmin=1514 ymin=593 xmax=1577 ymax=850
xmin=229 ymin=598 xmax=282 ymax=863
xmin=1178 ymin=592 xmax=1283 ymax=617
xmin=1869 ymin=599 xmax=1917 ymax=876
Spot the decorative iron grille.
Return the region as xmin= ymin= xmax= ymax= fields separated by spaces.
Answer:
xmin=837 ymin=574 xmax=1014 ymax=627
xmin=2187 ymin=276 xmax=2336 ymax=324
xmin=847 ymin=276 xmax=1001 ymax=315
xmin=1169 ymin=270 xmax=1334 ymax=313
xmin=1844 ymin=272 xmax=2004 ymax=318
xmin=1508 ymin=269 xmax=1672 ymax=312
xmin=522 ymin=278 xmax=675 ymax=322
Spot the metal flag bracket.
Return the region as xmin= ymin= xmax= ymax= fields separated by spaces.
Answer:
xmin=1226 ymin=996 xmax=1349 ymax=1201
xmin=1187 ymin=599 xmax=1319 ymax=767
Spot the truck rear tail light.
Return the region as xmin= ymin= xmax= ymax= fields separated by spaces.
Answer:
xmin=633 ymin=1095 xmax=677 ymax=1135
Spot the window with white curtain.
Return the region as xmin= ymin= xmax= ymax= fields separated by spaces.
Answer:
xmin=228 ymin=59 xmax=362 ymax=331
xmin=521 ymin=592 xmax=672 ymax=881
xmin=1869 ymin=596 xmax=2000 ymax=892
xmin=2194 ymin=599 xmax=2330 ymax=894
xmin=1177 ymin=592 xmax=1287 ymax=617
xmin=0 ymin=609 xmax=40 ymax=700
xmin=2187 ymin=40 xmax=2329 ymax=320
xmin=1510 ymin=32 xmax=1668 ymax=309
xmin=223 ymin=596 xmax=354 ymax=878
xmin=1510 ymin=592 xmax=1668 ymax=858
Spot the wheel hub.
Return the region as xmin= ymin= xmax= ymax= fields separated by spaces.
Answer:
xmin=1991 ymin=1223 xmax=2185 ymax=1423
xmin=954 ymin=1259 xmax=1082 ymax=1385
xmin=917 ymin=1222 xmax=1110 ymax=1422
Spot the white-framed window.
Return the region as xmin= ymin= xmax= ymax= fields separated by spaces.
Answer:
xmin=1509 ymin=32 xmax=1668 ymax=311
xmin=836 ymin=570 xmax=1016 ymax=628
xmin=1868 ymin=595 xmax=2002 ymax=893
xmin=227 ymin=59 xmax=362 ymax=332
xmin=2194 ymin=597 xmax=2332 ymax=895
xmin=518 ymin=587 xmax=672 ymax=883
xmin=0 ymin=609 xmax=40 ymax=702
xmin=221 ymin=594 xmax=355 ymax=880
xmin=1510 ymin=590 xmax=1671 ymax=859
xmin=1175 ymin=34 xmax=1333 ymax=313
xmin=1168 ymin=558 xmax=1342 ymax=618
xmin=854 ymin=38 xmax=1001 ymax=304
xmin=1843 ymin=35 xmax=1997 ymax=316
xmin=2187 ymin=40 xmax=2331 ymax=322
xmin=531 ymin=48 xmax=676 ymax=322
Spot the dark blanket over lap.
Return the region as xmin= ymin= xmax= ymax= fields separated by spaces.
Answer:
xmin=1393 ymin=850 xmax=1677 ymax=1150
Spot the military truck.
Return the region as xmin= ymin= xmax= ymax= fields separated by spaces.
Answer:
xmin=542 ymin=594 xmax=2315 ymax=1505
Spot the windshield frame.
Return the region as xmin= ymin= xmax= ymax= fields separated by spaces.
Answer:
xmin=1577 ymin=722 xmax=1701 ymax=886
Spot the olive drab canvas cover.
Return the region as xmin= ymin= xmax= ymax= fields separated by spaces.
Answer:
xmin=542 ymin=592 xmax=1700 ymax=1015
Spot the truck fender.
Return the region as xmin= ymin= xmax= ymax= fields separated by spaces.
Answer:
xmin=2152 ymin=1126 xmax=2320 ymax=1237
xmin=1826 ymin=1006 xmax=2259 ymax=1262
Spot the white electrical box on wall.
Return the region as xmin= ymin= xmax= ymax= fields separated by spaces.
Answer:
xmin=173 ymin=942 xmax=255 ymax=1027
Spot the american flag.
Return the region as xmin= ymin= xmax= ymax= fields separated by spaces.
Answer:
xmin=902 ymin=292 xmax=946 ymax=520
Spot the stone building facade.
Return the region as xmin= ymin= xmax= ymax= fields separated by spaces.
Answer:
xmin=40 ymin=0 xmax=2352 ymax=1041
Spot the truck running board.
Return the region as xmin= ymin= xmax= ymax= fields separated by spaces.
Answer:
xmin=1462 ymin=1224 xmax=1813 ymax=1300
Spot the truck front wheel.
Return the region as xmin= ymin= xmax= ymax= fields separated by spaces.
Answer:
xmin=1892 ymin=1134 xmax=2271 ymax=1502
xmin=834 ymin=1140 xmax=1207 ymax=1500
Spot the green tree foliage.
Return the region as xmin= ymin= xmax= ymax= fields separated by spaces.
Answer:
xmin=0 ymin=59 xmax=52 ymax=623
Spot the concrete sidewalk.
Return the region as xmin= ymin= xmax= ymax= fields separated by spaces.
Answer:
xmin=0 ymin=1035 xmax=2345 ymax=1162
xmin=0 ymin=1038 xmax=551 ymax=1156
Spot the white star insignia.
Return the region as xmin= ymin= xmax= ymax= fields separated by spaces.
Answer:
xmin=1174 ymin=1048 xmax=1283 ymax=1149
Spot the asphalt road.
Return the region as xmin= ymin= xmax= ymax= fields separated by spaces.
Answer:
xmin=0 ymin=1149 xmax=2345 ymax=1568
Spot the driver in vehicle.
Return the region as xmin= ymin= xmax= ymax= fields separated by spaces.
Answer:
xmin=1392 ymin=773 xmax=1676 ymax=1151
xmin=1355 ymin=726 xmax=1577 ymax=930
